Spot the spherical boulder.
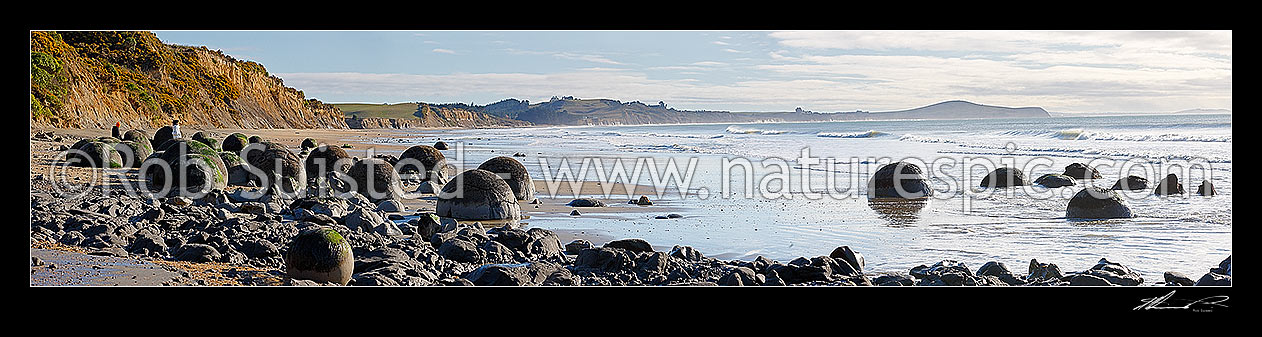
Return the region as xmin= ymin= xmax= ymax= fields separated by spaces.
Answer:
xmin=151 ymin=126 xmax=174 ymax=149
xmin=566 ymin=198 xmax=606 ymax=207
xmin=1063 ymin=163 xmax=1101 ymax=180
xmin=122 ymin=129 xmax=149 ymax=145
xmin=248 ymin=135 xmax=262 ymax=144
xmin=434 ymin=141 xmax=449 ymax=150
xmin=222 ymin=133 xmax=249 ymax=153
xmin=436 ymin=169 xmax=522 ymax=220
xmin=1109 ymin=175 xmax=1149 ymax=191
xmin=113 ymin=140 xmax=153 ymax=168
xmin=1153 ymin=174 xmax=1185 ymax=195
xmin=304 ymin=145 xmax=352 ymax=182
xmin=71 ymin=141 xmax=124 ymax=168
xmin=1066 ymin=187 xmax=1133 ymax=219
xmin=143 ymin=142 xmax=229 ymax=196
xmin=218 ymin=151 xmax=251 ymax=186
xmin=1034 ymin=173 xmax=1076 ymax=188
xmin=867 ymin=162 xmax=933 ymax=199
xmin=477 ymin=156 xmax=535 ymax=201
xmin=285 ymin=227 xmax=354 ymax=285
xmin=397 ymin=145 xmax=449 ymax=183
xmin=347 ymin=158 xmax=405 ymax=203
xmin=1197 ymin=180 xmax=1216 ymax=196
xmin=242 ymin=142 xmax=306 ymax=193
xmin=980 ymin=167 xmax=1027 ymax=188
xmin=191 ymin=132 xmax=220 ymax=150
xmin=301 ymin=138 xmax=318 ymax=149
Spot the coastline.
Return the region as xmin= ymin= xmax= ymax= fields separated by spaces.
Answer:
xmin=28 ymin=126 xmax=1231 ymax=286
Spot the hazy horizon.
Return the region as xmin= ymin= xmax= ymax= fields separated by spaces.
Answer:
xmin=153 ymin=30 xmax=1232 ymax=114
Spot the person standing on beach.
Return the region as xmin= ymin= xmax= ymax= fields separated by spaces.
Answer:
xmin=171 ymin=120 xmax=183 ymax=140
xmin=112 ymin=122 xmax=121 ymax=139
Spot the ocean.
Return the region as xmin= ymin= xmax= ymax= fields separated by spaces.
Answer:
xmin=373 ymin=114 xmax=1232 ymax=282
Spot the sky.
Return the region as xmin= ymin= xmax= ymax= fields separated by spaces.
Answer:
xmin=152 ymin=30 xmax=1232 ymax=113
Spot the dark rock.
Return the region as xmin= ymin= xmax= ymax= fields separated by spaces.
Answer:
xmin=1153 ymin=174 xmax=1185 ymax=195
xmin=1084 ymin=258 xmax=1144 ymax=286
xmin=174 ymin=243 xmax=221 ymax=263
xmin=1197 ymin=180 xmax=1216 ymax=196
xmin=975 ymin=261 xmax=1026 ymax=286
xmin=347 ymin=158 xmax=403 ymax=203
xmin=867 ymin=161 xmax=932 ymax=199
xmin=565 ymin=240 xmax=593 ymax=255
xmin=376 ymin=199 xmax=404 ymax=213
xmin=438 ymin=238 xmax=485 ymax=264
xmin=718 ymin=266 xmax=759 ymax=286
xmin=466 ymin=262 xmax=575 ymax=286
xmin=1110 ymin=175 xmax=1149 ymax=191
xmin=574 ymin=247 xmax=635 ymax=271
xmin=635 ymin=195 xmax=653 ymax=205
xmin=1069 ymin=274 xmax=1113 ymax=286
xmin=1194 ymin=272 xmax=1231 ymax=286
xmin=828 ymin=246 xmax=865 ymax=272
xmin=1066 ymin=187 xmax=1133 ymax=219
xmin=301 ymin=138 xmax=318 ymax=149
xmin=872 ymin=273 xmax=915 ymax=286
xmin=910 ymin=260 xmax=982 ymax=286
xmin=566 ymin=198 xmax=606 ymax=207
xmin=433 ymin=141 xmax=449 ymax=150
xmin=1210 ymin=256 xmax=1231 ymax=275
xmin=1034 ymin=173 xmax=1076 ymax=188
xmin=1063 ymin=163 xmax=1101 ymax=179
xmin=397 ymin=145 xmax=449 ymax=183
xmin=980 ymin=167 xmax=1028 ymax=187
xmin=1164 ymin=271 xmax=1194 ymax=286
xmin=604 ymin=238 xmax=653 ymax=253
xmin=668 ymin=245 xmax=705 ymax=261
xmin=569 ymin=210 xmax=581 ymax=216
xmin=222 ymin=133 xmax=249 ymax=153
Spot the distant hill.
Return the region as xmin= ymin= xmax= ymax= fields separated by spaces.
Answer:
xmin=868 ymin=100 xmax=1051 ymax=119
xmin=335 ymin=102 xmax=530 ymax=128
xmin=30 ymin=31 xmax=346 ymax=129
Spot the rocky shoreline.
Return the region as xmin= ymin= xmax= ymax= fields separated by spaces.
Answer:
xmin=29 ymin=177 xmax=1231 ymax=286
xmin=28 ymin=129 xmax=1231 ymax=287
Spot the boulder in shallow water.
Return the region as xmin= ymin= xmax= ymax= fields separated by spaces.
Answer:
xmin=1034 ymin=173 xmax=1076 ymax=188
xmin=433 ymin=141 xmax=449 ymax=150
xmin=1164 ymin=271 xmax=1195 ymax=286
xmin=1196 ymin=180 xmax=1216 ymax=196
xmin=285 ymin=228 xmax=354 ymax=285
xmin=567 ymin=198 xmax=606 ymax=207
xmin=1027 ymin=259 xmax=1065 ymax=283
xmin=397 ymin=145 xmax=449 ymax=183
xmin=1066 ymin=187 xmax=1133 ymax=219
xmin=1063 ymin=163 xmax=1101 ymax=179
xmin=1110 ymin=175 xmax=1149 ymax=191
xmin=477 ymin=156 xmax=535 ymax=202
xmin=828 ymin=246 xmax=865 ymax=272
xmin=436 ymin=169 xmax=521 ymax=220
xmin=979 ymin=167 xmax=1027 ymax=188
xmin=1194 ymin=272 xmax=1231 ymax=286
xmin=867 ymin=162 xmax=933 ymax=199
xmin=1153 ymin=174 xmax=1185 ymax=195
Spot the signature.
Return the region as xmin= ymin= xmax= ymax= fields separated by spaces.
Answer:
xmin=1134 ymin=290 xmax=1229 ymax=311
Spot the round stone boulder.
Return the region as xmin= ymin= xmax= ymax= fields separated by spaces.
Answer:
xmin=867 ymin=162 xmax=933 ymax=199
xmin=122 ymin=129 xmax=149 ymax=145
xmin=113 ymin=140 xmax=153 ymax=168
xmin=71 ymin=141 xmax=124 ymax=168
xmin=218 ymin=151 xmax=251 ymax=186
xmin=347 ymin=158 xmax=405 ymax=203
xmin=1034 ymin=173 xmax=1076 ymax=188
xmin=434 ymin=141 xmax=449 ymax=150
xmin=222 ymin=133 xmax=249 ymax=153
xmin=566 ymin=198 xmax=606 ymax=207
xmin=248 ymin=135 xmax=262 ymax=144
xmin=242 ymin=142 xmax=306 ymax=193
xmin=436 ymin=169 xmax=522 ymax=220
xmin=1066 ymin=187 xmax=1133 ymax=219
xmin=1110 ymin=175 xmax=1149 ymax=191
xmin=1063 ymin=163 xmax=1101 ymax=180
xmin=151 ymin=126 xmax=174 ymax=149
xmin=304 ymin=145 xmax=353 ymax=184
xmin=143 ymin=142 xmax=229 ymax=196
xmin=1153 ymin=174 xmax=1185 ymax=195
xmin=191 ymin=132 xmax=220 ymax=150
xmin=300 ymin=138 xmax=318 ymax=149
xmin=979 ymin=167 xmax=1027 ymax=188
xmin=397 ymin=145 xmax=449 ymax=183
xmin=285 ymin=227 xmax=354 ymax=285
xmin=477 ymin=156 xmax=535 ymax=201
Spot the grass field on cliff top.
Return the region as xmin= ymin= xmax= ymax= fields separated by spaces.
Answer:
xmin=335 ymin=103 xmax=421 ymax=119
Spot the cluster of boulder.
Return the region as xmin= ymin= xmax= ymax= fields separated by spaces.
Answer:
xmin=965 ymin=163 xmax=1219 ymax=219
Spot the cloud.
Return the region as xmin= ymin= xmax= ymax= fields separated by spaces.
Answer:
xmin=712 ymin=40 xmax=731 ymax=46
xmin=505 ymin=49 xmax=625 ymax=65
xmin=432 ymin=48 xmax=457 ymax=54
xmin=722 ymin=48 xmax=749 ymax=53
